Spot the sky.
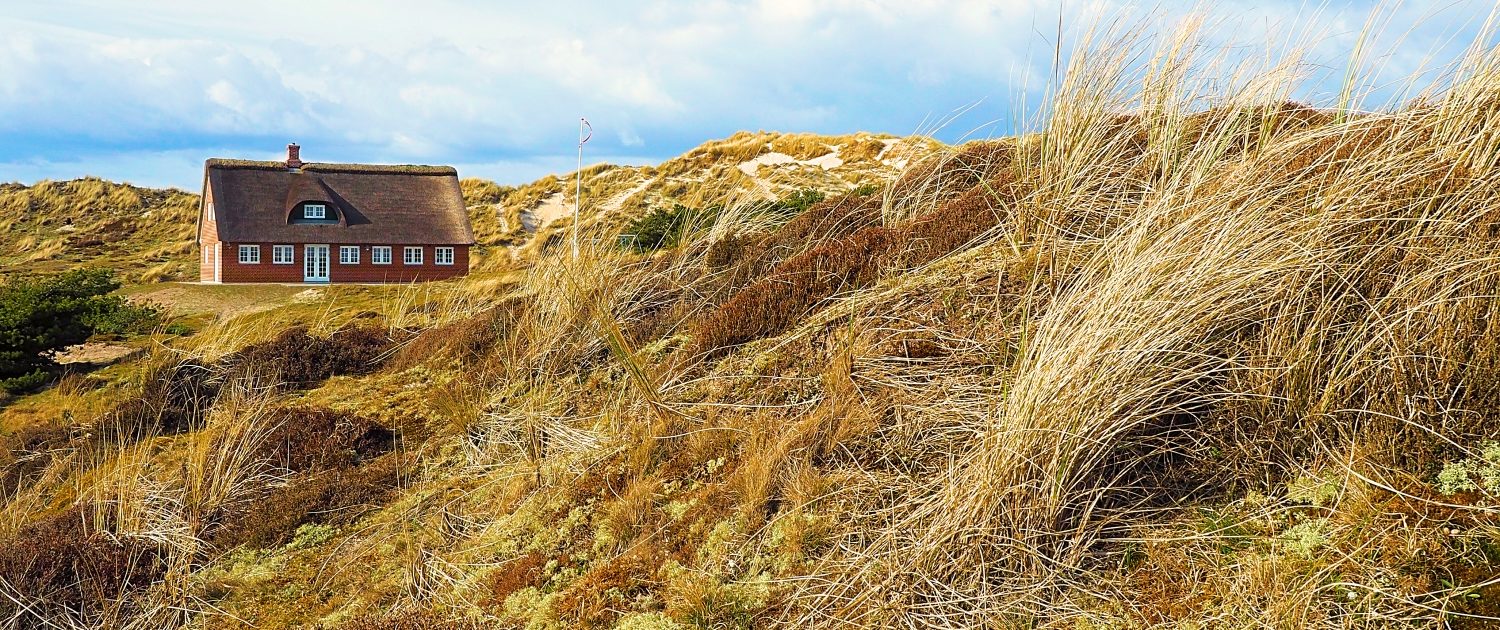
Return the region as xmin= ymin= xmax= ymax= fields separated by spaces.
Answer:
xmin=0 ymin=1 xmax=1494 ymax=190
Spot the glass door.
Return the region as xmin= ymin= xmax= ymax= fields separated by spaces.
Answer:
xmin=304 ymin=245 xmax=329 ymax=282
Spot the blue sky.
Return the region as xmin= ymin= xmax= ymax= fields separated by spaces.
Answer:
xmin=0 ymin=1 xmax=1492 ymax=190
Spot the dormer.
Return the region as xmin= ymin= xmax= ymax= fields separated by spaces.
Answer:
xmin=289 ymin=200 xmax=341 ymax=224
xmin=284 ymin=168 xmax=345 ymax=225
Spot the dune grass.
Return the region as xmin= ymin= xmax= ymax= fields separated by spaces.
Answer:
xmin=4 ymin=9 xmax=1500 ymax=629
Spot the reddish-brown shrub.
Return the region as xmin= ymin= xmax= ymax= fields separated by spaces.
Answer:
xmin=553 ymin=545 xmax=661 ymax=627
xmin=887 ymin=139 xmax=1015 ymax=204
xmin=225 ymin=324 xmax=392 ymax=389
xmin=0 ymin=507 xmax=166 ymax=618
xmin=479 ymin=551 xmax=548 ymax=610
xmin=1180 ymin=101 xmax=1334 ymax=157
xmin=256 ymin=407 xmax=396 ymax=473
xmin=333 ymin=609 xmax=482 ymax=630
xmin=0 ymin=419 xmax=72 ymax=496
xmin=388 ymin=299 xmax=525 ymax=371
xmin=708 ymin=192 xmax=885 ymax=293
xmin=205 ymin=407 xmax=399 ymax=549
xmin=211 ymin=455 xmax=404 ymax=549
xmin=691 ymin=172 xmax=1015 ymax=357
xmin=97 ymin=358 xmax=218 ymax=443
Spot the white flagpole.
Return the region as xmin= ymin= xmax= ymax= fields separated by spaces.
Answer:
xmin=573 ymin=117 xmax=591 ymax=259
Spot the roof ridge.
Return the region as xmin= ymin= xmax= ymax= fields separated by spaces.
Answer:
xmin=205 ymin=158 xmax=456 ymax=176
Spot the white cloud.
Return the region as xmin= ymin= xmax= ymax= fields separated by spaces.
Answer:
xmin=0 ymin=0 xmax=1493 ymax=188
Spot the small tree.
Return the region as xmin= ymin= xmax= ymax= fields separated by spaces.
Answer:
xmin=0 ymin=269 xmax=158 ymax=393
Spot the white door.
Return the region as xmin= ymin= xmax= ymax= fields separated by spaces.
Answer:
xmin=304 ymin=244 xmax=329 ymax=282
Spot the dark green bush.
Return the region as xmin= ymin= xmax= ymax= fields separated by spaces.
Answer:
xmin=618 ymin=203 xmax=713 ymax=252
xmin=0 ymin=370 xmax=49 ymax=395
xmin=0 ymin=268 xmax=160 ymax=393
xmin=619 ymin=190 xmax=829 ymax=254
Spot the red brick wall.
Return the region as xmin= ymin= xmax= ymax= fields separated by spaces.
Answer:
xmin=217 ymin=243 xmax=470 ymax=284
xmin=331 ymin=244 xmax=470 ymax=283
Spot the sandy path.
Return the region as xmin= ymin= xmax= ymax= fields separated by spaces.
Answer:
xmin=53 ymin=342 xmax=141 ymax=365
xmin=598 ymin=178 xmax=654 ymax=215
xmin=520 ymin=192 xmax=571 ymax=232
xmin=736 ymin=145 xmax=846 ymax=178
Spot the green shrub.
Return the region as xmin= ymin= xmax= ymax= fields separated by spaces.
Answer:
xmin=1436 ymin=441 xmax=1500 ymax=496
xmin=0 ymin=268 xmax=159 ymax=392
xmin=0 ymin=370 xmax=49 ymax=395
xmin=619 ymin=204 xmax=714 ymax=252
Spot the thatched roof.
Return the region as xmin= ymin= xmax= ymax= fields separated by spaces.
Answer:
xmin=204 ymin=159 xmax=473 ymax=245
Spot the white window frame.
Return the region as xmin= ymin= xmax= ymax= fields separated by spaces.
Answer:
xmin=238 ymin=244 xmax=260 ymax=264
xmin=339 ymin=245 xmax=360 ymax=265
xmin=372 ymin=246 xmax=392 ymax=265
xmin=305 ymin=203 xmax=326 ymax=219
xmin=403 ymin=246 xmax=424 ymax=265
xmin=205 ymin=201 xmax=215 ymax=222
xmin=272 ymin=244 xmax=295 ymax=264
xmin=434 ymin=246 xmax=455 ymax=265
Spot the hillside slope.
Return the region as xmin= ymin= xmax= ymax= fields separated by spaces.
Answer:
xmin=463 ymin=131 xmax=937 ymax=268
xmin=4 ymin=31 xmax=1500 ymax=630
xmin=0 ymin=178 xmax=200 ymax=282
xmin=0 ymin=133 xmax=936 ymax=281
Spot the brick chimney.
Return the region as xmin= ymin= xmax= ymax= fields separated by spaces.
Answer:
xmin=286 ymin=143 xmax=303 ymax=169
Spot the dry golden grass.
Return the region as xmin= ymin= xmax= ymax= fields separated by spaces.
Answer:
xmin=6 ymin=10 xmax=1500 ymax=629
xmin=0 ymin=178 xmax=199 ymax=280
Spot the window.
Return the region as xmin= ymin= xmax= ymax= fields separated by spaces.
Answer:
xmin=372 ymin=246 xmax=392 ymax=265
xmin=403 ymin=246 xmax=424 ymax=265
xmin=205 ymin=201 xmax=215 ymax=222
xmin=238 ymin=244 xmax=260 ymax=264
xmin=272 ymin=244 xmax=294 ymax=264
xmin=435 ymin=246 xmax=455 ymax=265
xmin=305 ymin=203 xmax=326 ymax=219
xmin=203 ymin=248 xmax=211 ymax=264
xmin=340 ymin=246 xmax=360 ymax=264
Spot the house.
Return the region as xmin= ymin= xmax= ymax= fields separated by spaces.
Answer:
xmin=197 ymin=144 xmax=475 ymax=283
